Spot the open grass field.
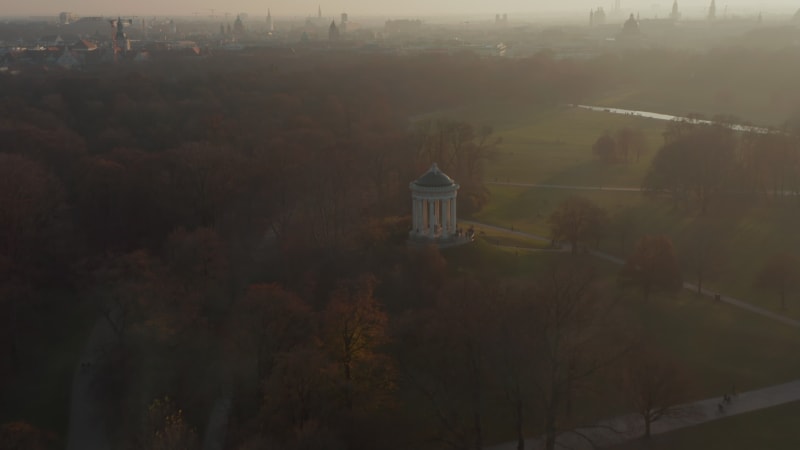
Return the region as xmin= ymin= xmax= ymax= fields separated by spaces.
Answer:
xmin=419 ymin=99 xmax=800 ymax=446
xmin=470 ymin=182 xmax=800 ymax=321
xmin=439 ymin=243 xmax=800 ymax=445
xmin=423 ymin=104 xmax=665 ymax=187
xmin=421 ymin=101 xmax=800 ymax=319
xmin=611 ymin=400 xmax=800 ymax=450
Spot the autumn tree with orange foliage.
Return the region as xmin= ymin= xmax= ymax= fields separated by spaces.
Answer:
xmin=228 ymin=283 xmax=314 ymax=397
xmin=323 ymin=275 xmax=394 ymax=412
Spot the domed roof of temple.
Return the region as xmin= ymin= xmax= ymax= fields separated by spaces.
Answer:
xmin=412 ymin=163 xmax=456 ymax=188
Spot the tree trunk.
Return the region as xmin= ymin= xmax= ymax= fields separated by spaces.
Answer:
xmin=544 ymin=415 xmax=557 ymax=450
xmin=474 ymin=409 xmax=482 ymax=450
xmin=10 ymin=300 xmax=19 ymax=372
xmin=644 ymin=417 xmax=651 ymax=438
xmin=516 ymin=398 xmax=524 ymax=450
xmin=472 ymin=363 xmax=483 ymax=450
xmin=342 ymin=347 xmax=353 ymax=411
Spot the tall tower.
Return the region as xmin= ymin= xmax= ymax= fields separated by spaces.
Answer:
xmin=340 ymin=12 xmax=348 ymax=33
xmin=670 ymin=0 xmax=680 ymax=21
xmin=328 ymin=20 xmax=339 ymax=40
xmin=233 ymin=14 xmax=245 ymax=38
xmin=266 ymin=8 xmax=273 ymax=32
xmin=112 ymin=17 xmax=130 ymax=57
xmin=318 ymin=5 xmax=322 ymax=18
xmin=708 ymin=0 xmax=716 ymax=20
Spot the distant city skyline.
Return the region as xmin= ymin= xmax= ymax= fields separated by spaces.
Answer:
xmin=1 ymin=0 xmax=797 ymax=18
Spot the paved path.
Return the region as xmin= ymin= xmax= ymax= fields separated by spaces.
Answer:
xmin=461 ymin=220 xmax=553 ymax=244
xmin=202 ymin=386 xmax=234 ymax=450
xmin=465 ymin=220 xmax=800 ymax=329
xmin=488 ymin=181 xmax=642 ymax=192
xmin=489 ymin=379 xmax=800 ymax=450
xmin=65 ymin=314 xmax=117 ymax=450
xmin=468 ymin=219 xmax=800 ymax=449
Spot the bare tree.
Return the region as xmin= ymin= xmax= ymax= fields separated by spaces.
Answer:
xmin=530 ymin=261 xmax=626 ymax=450
xmin=619 ymin=236 xmax=682 ymax=301
xmin=622 ymin=345 xmax=692 ymax=438
xmin=592 ymin=131 xmax=618 ymax=163
xmin=548 ymin=196 xmax=608 ymax=255
xmin=615 ymin=127 xmax=647 ymax=163
xmin=400 ymin=276 xmax=503 ymax=450
xmin=644 ymin=123 xmax=736 ymax=214
xmin=755 ymin=253 xmax=800 ymax=310
xmin=681 ymin=222 xmax=725 ymax=295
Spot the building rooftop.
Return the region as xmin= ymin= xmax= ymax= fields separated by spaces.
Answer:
xmin=412 ymin=163 xmax=456 ymax=188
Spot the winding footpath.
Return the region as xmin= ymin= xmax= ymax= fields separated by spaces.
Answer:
xmin=65 ymin=314 xmax=116 ymax=450
xmin=489 ymin=379 xmax=800 ymax=450
xmin=463 ymin=220 xmax=800 ymax=328
xmin=483 ymin=104 xmax=788 ymax=447
xmin=465 ymin=219 xmax=800 ymax=448
xmin=488 ymin=181 xmax=643 ymax=192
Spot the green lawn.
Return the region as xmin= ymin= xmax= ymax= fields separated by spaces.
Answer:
xmin=423 ymin=103 xmax=665 ymax=187
xmin=469 ymin=182 xmax=800 ymax=320
xmin=426 ymin=101 xmax=800 ymax=319
xmin=485 ymin=107 xmax=663 ymax=187
xmin=612 ymin=401 xmax=800 ymax=450
xmin=421 ymin=92 xmax=800 ymax=446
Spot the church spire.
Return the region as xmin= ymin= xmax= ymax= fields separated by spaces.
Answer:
xmin=670 ymin=0 xmax=680 ymax=21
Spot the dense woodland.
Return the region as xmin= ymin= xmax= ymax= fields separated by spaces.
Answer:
xmin=0 ymin=50 xmax=614 ymax=450
xmin=3 ymin=46 xmax=800 ymax=450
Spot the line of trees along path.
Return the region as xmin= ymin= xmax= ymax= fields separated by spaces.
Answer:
xmin=465 ymin=220 xmax=800 ymax=328
xmin=463 ymin=221 xmax=800 ymax=449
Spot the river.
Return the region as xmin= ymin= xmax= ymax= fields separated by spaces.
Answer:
xmin=574 ymin=104 xmax=772 ymax=134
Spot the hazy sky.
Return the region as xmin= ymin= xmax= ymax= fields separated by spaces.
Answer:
xmin=2 ymin=1 xmax=796 ymax=18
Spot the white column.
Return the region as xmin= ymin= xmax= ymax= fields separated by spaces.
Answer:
xmin=443 ymin=199 xmax=450 ymax=237
xmin=421 ymin=199 xmax=427 ymax=233
xmin=413 ymin=198 xmax=420 ymax=233
xmin=451 ymin=196 xmax=457 ymax=233
xmin=412 ymin=198 xmax=417 ymax=233
xmin=435 ymin=198 xmax=440 ymax=236
xmin=438 ymin=199 xmax=444 ymax=235
xmin=428 ymin=199 xmax=435 ymax=237
xmin=417 ymin=198 xmax=423 ymax=233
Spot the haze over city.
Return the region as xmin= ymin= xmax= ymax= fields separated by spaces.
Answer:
xmin=2 ymin=0 xmax=799 ymax=18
